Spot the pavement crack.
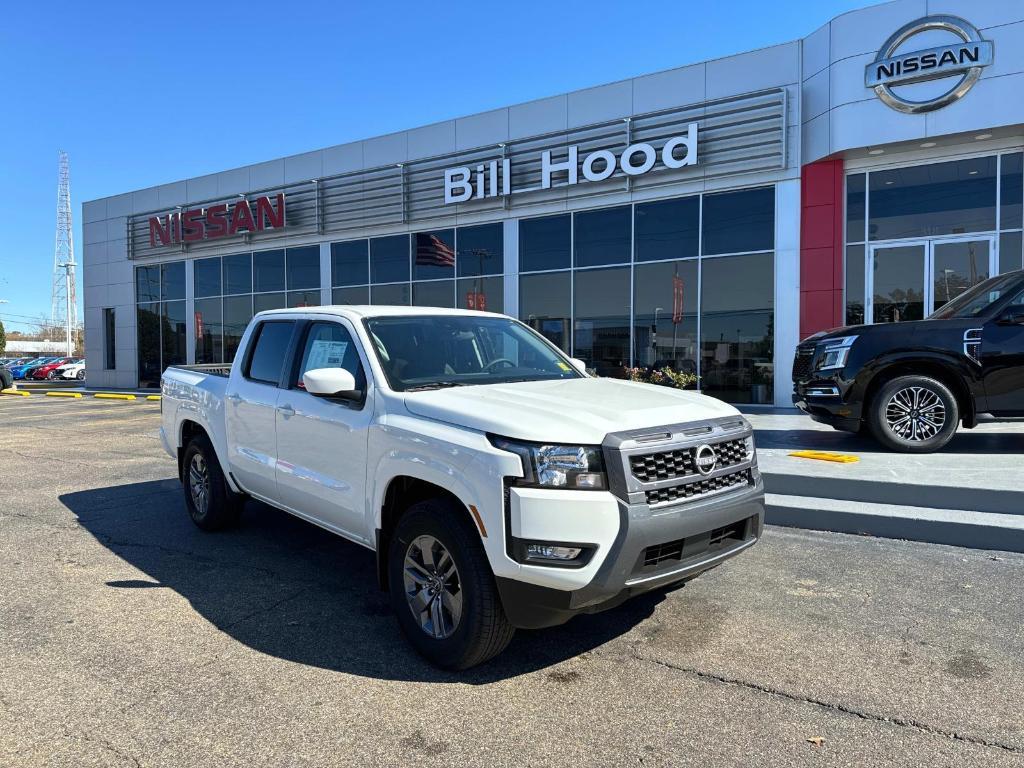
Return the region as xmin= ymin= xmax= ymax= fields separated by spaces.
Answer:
xmin=628 ymin=649 xmax=1022 ymax=754
xmin=219 ymin=588 xmax=309 ymax=631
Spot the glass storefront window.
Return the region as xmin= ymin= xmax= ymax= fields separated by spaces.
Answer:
xmin=634 ymin=197 xmax=699 ymax=263
xmin=520 ymin=271 xmax=571 ymax=352
xmin=574 ymin=206 xmax=630 ymax=267
xmin=253 ymin=292 xmax=286 ymax=313
xmin=287 ymin=290 xmax=321 ymax=308
xmin=846 ymin=173 xmax=866 ymax=243
xmin=332 ymin=286 xmax=369 ymax=305
xmin=412 ymin=280 xmax=455 ymax=308
xmin=162 ymin=300 xmax=187 ymax=368
xmin=332 ymin=240 xmax=369 ymax=286
xmin=700 ymin=253 xmax=774 ymax=404
xmin=371 ymin=235 xmax=410 ymax=284
xmin=286 ymin=246 xmax=320 ymax=290
xmin=872 ymin=245 xmax=925 ymax=323
xmin=194 ymin=297 xmax=223 ymax=364
xmin=161 ymin=261 xmax=185 ymax=301
xmin=194 ymin=257 xmax=221 ymax=298
xmin=1001 ymin=153 xmax=1023 ymax=231
xmin=1000 ymin=232 xmax=1022 ymax=275
xmin=520 ymin=214 xmax=571 ymax=272
xmin=574 ymin=267 xmax=630 ymax=376
xmin=868 ymin=157 xmax=996 ymax=240
xmin=845 ymin=245 xmax=865 ymax=326
xmin=223 ymin=253 xmax=253 ymax=295
xmin=633 ymin=259 xmax=698 ymax=374
xmin=223 ymin=295 xmax=253 ymax=361
xmin=137 ymin=302 xmax=161 ymax=388
xmin=703 ymin=188 xmax=774 ymax=255
xmin=253 ymin=250 xmax=286 ymax=293
xmin=136 ymin=266 xmax=160 ymax=303
xmin=457 ymin=276 xmax=503 ymax=313
xmin=413 ymin=230 xmax=455 ymax=280
xmin=457 ymin=223 xmax=503 ymax=277
xmin=371 ymin=283 xmax=410 ymax=305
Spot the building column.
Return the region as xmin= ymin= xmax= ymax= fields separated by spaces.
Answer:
xmin=799 ymin=158 xmax=845 ymax=339
xmin=319 ymin=241 xmax=332 ymax=305
xmin=503 ymin=218 xmax=519 ymax=318
xmin=774 ymin=179 xmax=801 ymax=407
xmin=185 ymin=259 xmax=196 ymax=365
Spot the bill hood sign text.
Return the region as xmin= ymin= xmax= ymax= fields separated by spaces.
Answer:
xmin=149 ymin=194 xmax=286 ymax=247
xmin=444 ymin=123 xmax=699 ymax=205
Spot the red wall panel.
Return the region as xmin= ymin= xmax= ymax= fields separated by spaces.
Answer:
xmin=800 ymin=159 xmax=845 ymax=339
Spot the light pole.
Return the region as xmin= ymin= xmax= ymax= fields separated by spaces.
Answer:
xmin=57 ymin=260 xmax=76 ymax=356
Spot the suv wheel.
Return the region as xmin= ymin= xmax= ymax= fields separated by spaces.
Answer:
xmin=181 ymin=435 xmax=244 ymax=530
xmin=868 ymin=375 xmax=959 ymax=453
xmin=388 ymin=498 xmax=514 ymax=669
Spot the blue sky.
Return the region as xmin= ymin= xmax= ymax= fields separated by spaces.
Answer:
xmin=0 ymin=0 xmax=867 ymax=334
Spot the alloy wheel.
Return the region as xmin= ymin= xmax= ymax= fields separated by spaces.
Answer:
xmin=403 ymin=535 xmax=463 ymax=640
xmin=885 ymin=386 xmax=946 ymax=442
xmin=188 ymin=453 xmax=210 ymax=517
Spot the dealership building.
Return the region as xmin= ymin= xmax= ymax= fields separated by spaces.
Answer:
xmin=82 ymin=0 xmax=1024 ymax=405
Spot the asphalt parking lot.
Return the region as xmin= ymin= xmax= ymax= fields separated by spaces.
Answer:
xmin=2 ymin=397 xmax=1023 ymax=767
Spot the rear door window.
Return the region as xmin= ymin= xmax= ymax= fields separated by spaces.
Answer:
xmin=245 ymin=321 xmax=295 ymax=384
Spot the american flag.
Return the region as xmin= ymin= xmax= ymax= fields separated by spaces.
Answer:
xmin=415 ymin=232 xmax=455 ymax=267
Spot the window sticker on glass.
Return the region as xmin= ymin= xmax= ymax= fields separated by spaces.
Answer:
xmin=307 ymin=340 xmax=349 ymax=370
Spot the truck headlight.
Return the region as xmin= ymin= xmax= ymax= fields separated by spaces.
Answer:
xmin=815 ymin=335 xmax=858 ymax=371
xmin=490 ymin=437 xmax=607 ymax=490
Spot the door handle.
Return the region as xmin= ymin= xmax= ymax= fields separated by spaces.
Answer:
xmin=277 ymin=403 xmax=296 ymax=418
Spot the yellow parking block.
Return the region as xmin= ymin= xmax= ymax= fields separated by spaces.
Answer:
xmin=146 ymin=395 xmax=161 ymax=401
xmin=46 ymin=391 xmax=83 ymax=398
xmin=93 ymin=393 xmax=137 ymax=401
xmin=789 ymin=450 xmax=860 ymax=464
xmin=1 ymin=388 xmax=30 ymax=396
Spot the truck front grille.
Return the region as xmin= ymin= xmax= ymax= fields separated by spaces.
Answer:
xmin=630 ymin=438 xmax=748 ymax=483
xmin=792 ymin=346 xmax=815 ymax=382
xmin=644 ymin=468 xmax=752 ymax=506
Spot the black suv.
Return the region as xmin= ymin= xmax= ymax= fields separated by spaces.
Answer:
xmin=793 ymin=269 xmax=1024 ymax=452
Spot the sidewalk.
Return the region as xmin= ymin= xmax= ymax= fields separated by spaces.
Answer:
xmin=745 ymin=411 xmax=1024 ymax=552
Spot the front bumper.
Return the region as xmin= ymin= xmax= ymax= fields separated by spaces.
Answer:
xmin=792 ymin=346 xmax=861 ymax=431
xmin=495 ymin=417 xmax=765 ymax=629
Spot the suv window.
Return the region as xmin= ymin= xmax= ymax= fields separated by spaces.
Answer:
xmin=245 ymin=321 xmax=295 ymax=384
xmin=295 ymin=322 xmax=366 ymax=392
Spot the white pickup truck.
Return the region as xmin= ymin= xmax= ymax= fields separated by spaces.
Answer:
xmin=160 ymin=306 xmax=764 ymax=668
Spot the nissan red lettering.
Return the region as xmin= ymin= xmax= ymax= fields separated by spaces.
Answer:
xmin=147 ymin=194 xmax=286 ymax=247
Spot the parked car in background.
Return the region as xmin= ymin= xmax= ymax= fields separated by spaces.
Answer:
xmin=160 ymin=306 xmax=765 ymax=669
xmin=2 ymin=358 xmax=31 ymax=369
xmin=9 ymin=358 xmax=57 ymax=380
xmin=59 ymin=361 xmax=86 ymax=380
xmin=28 ymin=357 xmax=78 ymax=380
xmin=793 ymin=270 xmax=1024 ymax=453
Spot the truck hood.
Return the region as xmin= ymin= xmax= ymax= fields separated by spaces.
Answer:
xmin=401 ymin=377 xmax=741 ymax=444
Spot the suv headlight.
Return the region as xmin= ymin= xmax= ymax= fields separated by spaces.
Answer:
xmin=815 ymin=335 xmax=858 ymax=371
xmin=490 ymin=437 xmax=607 ymax=490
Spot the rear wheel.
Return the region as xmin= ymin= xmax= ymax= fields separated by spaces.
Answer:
xmin=388 ymin=499 xmax=514 ymax=669
xmin=181 ymin=434 xmax=244 ymax=530
xmin=867 ymin=375 xmax=959 ymax=453
xmin=76 ymin=370 xmax=85 ymax=380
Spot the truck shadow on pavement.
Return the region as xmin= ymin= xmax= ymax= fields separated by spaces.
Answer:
xmin=753 ymin=427 xmax=1022 ymax=454
xmin=60 ymin=479 xmax=661 ymax=684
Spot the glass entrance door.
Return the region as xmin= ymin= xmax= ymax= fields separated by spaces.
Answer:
xmin=867 ymin=236 xmax=996 ymax=323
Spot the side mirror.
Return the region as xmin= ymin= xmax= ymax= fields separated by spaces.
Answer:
xmin=998 ymin=310 xmax=1024 ymax=326
xmin=569 ymin=358 xmax=589 ymax=374
xmin=303 ymin=367 xmax=360 ymax=400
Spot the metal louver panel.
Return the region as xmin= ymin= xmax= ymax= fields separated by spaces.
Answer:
xmin=128 ymin=87 xmax=786 ymax=260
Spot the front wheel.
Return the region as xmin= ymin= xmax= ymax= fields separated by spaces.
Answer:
xmin=867 ymin=375 xmax=959 ymax=453
xmin=181 ymin=435 xmax=244 ymax=530
xmin=76 ymin=370 xmax=85 ymax=380
xmin=388 ymin=499 xmax=514 ymax=669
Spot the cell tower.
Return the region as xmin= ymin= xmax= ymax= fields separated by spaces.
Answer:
xmin=51 ymin=150 xmax=77 ymax=355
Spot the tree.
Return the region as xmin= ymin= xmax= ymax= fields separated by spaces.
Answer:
xmin=0 ymin=319 xmax=5 ymax=356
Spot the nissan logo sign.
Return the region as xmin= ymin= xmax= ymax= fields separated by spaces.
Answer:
xmin=865 ymin=15 xmax=993 ymax=114
xmin=694 ymin=445 xmax=718 ymax=476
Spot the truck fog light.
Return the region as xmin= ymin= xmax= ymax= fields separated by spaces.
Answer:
xmin=574 ymin=473 xmax=603 ymax=489
xmin=526 ymin=544 xmax=582 ymax=561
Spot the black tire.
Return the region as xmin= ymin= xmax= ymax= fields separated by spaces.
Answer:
xmin=867 ymin=375 xmax=959 ymax=453
xmin=388 ymin=498 xmax=514 ymax=669
xmin=181 ymin=434 xmax=244 ymax=530
xmin=76 ymin=370 xmax=85 ymax=381
xmin=47 ymin=370 xmax=57 ymax=380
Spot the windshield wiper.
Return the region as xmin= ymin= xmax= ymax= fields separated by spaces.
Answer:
xmin=404 ymin=380 xmax=468 ymax=391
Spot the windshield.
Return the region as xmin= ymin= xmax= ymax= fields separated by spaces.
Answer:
xmin=365 ymin=315 xmax=583 ymax=391
xmin=929 ymin=272 xmax=1024 ymax=319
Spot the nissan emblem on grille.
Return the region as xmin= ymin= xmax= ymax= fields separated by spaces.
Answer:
xmin=694 ymin=444 xmax=718 ymax=476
